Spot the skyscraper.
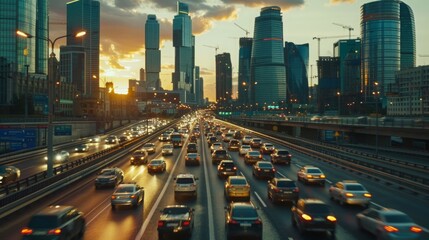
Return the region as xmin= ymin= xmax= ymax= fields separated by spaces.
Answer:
xmin=216 ymin=53 xmax=232 ymax=105
xmin=238 ymin=38 xmax=253 ymax=105
xmin=194 ymin=66 xmax=204 ymax=106
xmin=66 ymin=0 xmax=100 ymax=99
xmin=60 ymin=46 xmax=85 ymax=93
xmin=251 ymin=6 xmax=286 ymax=108
xmin=317 ymin=57 xmax=340 ymax=114
xmin=284 ymin=42 xmax=309 ymax=104
xmin=361 ymin=0 xmax=415 ymax=104
xmin=172 ymin=1 xmax=195 ymax=103
xmin=145 ymin=14 xmax=161 ymax=90
xmin=0 ymin=0 xmax=48 ymax=107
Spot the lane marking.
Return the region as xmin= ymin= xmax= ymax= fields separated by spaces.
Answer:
xmin=277 ymin=171 xmax=286 ymax=178
xmin=202 ymin=137 xmax=216 ymax=240
xmin=86 ymin=202 xmax=111 ymax=226
xmin=84 ymin=196 xmax=111 ymax=221
xmin=325 ymin=179 xmax=332 ymax=184
xmin=288 ymin=238 xmax=294 ymax=240
xmin=254 ymin=191 xmax=267 ymax=208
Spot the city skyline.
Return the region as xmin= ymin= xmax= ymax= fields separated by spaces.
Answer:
xmin=47 ymin=0 xmax=429 ymax=101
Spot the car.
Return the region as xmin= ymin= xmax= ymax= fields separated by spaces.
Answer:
xmin=174 ymin=174 xmax=198 ymax=200
xmin=0 ymin=165 xmax=20 ymax=186
xmin=207 ymin=136 xmax=218 ymax=146
xmin=225 ymin=202 xmax=262 ymax=240
xmin=158 ymin=132 xmax=171 ymax=142
xmin=147 ymin=159 xmax=166 ymax=174
xmin=250 ymin=138 xmax=262 ymax=148
xmin=130 ymin=149 xmax=148 ymax=165
xmin=157 ymin=205 xmax=194 ymax=239
xmin=75 ymin=143 xmax=89 ymax=152
xmin=210 ymin=142 xmax=223 ymax=153
xmin=329 ymin=180 xmax=372 ymax=207
xmin=223 ymin=132 xmax=234 ymax=142
xmin=118 ymin=135 xmax=129 ymax=143
xmin=161 ymin=144 xmax=174 ymax=156
xmin=189 ymin=135 xmax=198 ymax=143
xmin=252 ymin=161 xmax=276 ymax=179
xmin=111 ymin=183 xmax=144 ymax=210
xmin=217 ymin=160 xmax=237 ymax=178
xmin=356 ymin=206 xmax=423 ymax=240
xmin=94 ymin=167 xmax=124 ymax=189
xmin=267 ymin=178 xmax=299 ymax=204
xmin=242 ymin=135 xmax=253 ymax=145
xmin=21 ymin=205 xmax=85 ymax=240
xmin=233 ymin=130 xmax=244 ymax=139
xmin=105 ymin=135 xmax=118 ymax=144
xmin=297 ymin=165 xmax=326 ymax=186
xmin=44 ymin=150 xmax=70 ymax=163
xmin=142 ymin=142 xmax=156 ymax=154
xmin=239 ymin=145 xmax=252 ymax=156
xmin=260 ymin=143 xmax=275 ymax=154
xmin=185 ymin=153 xmax=201 ymax=166
xmin=244 ymin=151 xmax=263 ymax=165
xmin=211 ymin=149 xmax=232 ymax=165
xmin=291 ymin=199 xmax=337 ymax=236
xmin=88 ymin=135 xmax=101 ymax=143
xmin=186 ymin=143 xmax=198 ymax=153
xmin=227 ymin=139 xmax=241 ymax=151
xmin=224 ymin=176 xmax=250 ymax=201
xmin=270 ymin=149 xmax=292 ymax=165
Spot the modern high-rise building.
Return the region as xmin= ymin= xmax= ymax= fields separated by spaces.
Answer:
xmin=0 ymin=0 xmax=48 ymax=107
xmin=284 ymin=42 xmax=309 ymax=104
xmin=216 ymin=53 xmax=232 ymax=105
xmin=60 ymin=46 xmax=85 ymax=94
xmin=194 ymin=66 xmax=204 ymax=106
xmin=172 ymin=1 xmax=195 ymax=103
xmin=251 ymin=6 xmax=286 ymax=108
xmin=66 ymin=0 xmax=100 ymax=99
xmin=317 ymin=57 xmax=340 ymax=114
xmin=145 ymin=14 xmax=161 ymax=90
xmin=361 ymin=0 xmax=415 ymax=104
xmin=238 ymin=38 xmax=253 ymax=105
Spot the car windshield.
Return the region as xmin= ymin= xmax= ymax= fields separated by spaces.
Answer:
xmin=116 ymin=186 xmax=135 ymax=193
xmin=99 ymin=170 xmax=115 ymax=176
xmin=277 ymin=150 xmax=290 ymax=155
xmin=252 ymin=139 xmax=261 ymax=142
xmin=162 ymin=207 xmax=190 ymax=215
xmin=163 ymin=145 xmax=173 ymax=149
xmin=187 ymin=153 xmax=198 ymax=158
xmin=0 ymin=166 xmax=9 ymax=173
xmin=231 ymin=207 xmax=258 ymax=218
xmin=150 ymin=160 xmax=162 ymax=165
xmin=307 ymin=168 xmax=322 ymax=174
xmin=242 ymin=146 xmax=251 ymax=149
xmin=28 ymin=216 xmax=59 ymax=228
xmin=230 ymin=178 xmax=247 ymax=185
xmin=345 ymin=184 xmax=365 ymax=191
xmin=277 ymin=181 xmax=296 ymax=188
xmin=265 ymin=144 xmax=273 ymax=148
xmin=384 ymin=214 xmax=413 ymax=223
xmin=144 ymin=143 xmax=154 ymax=147
xmin=176 ymin=178 xmax=194 ymax=184
xmin=215 ymin=150 xmax=227 ymax=155
xmin=258 ymin=163 xmax=273 ymax=168
xmin=248 ymin=152 xmax=260 ymax=156
xmin=305 ymin=204 xmax=330 ymax=213
xmin=222 ymin=163 xmax=235 ymax=168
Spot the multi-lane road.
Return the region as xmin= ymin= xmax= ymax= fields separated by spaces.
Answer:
xmin=1 ymin=117 xmax=428 ymax=240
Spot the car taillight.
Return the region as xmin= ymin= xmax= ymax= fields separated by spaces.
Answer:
xmin=111 ymin=195 xmax=116 ymax=199
xmin=345 ymin=193 xmax=354 ymax=197
xmin=228 ymin=219 xmax=239 ymax=224
xmin=158 ymin=221 xmax=165 ymax=227
xmin=130 ymin=195 xmax=136 ymax=199
xmin=293 ymin=187 xmax=299 ymax=193
xmin=182 ymin=220 xmax=191 ymax=227
xmin=384 ymin=225 xmax=399 ymax=232
xmin=219 ymin=167 xmax=224 ymax=170
xmin=302 ymin=214 xmax=312 ymax=221
xmin=273 ymin=188 xmax=280 ymax=192
xmin=410 ymin=226 xmax=422 ymax=233
xmin=233 ymin=167 xmax=237 ymax=170
xmin=257 ymin=168 xmax=261 ymax=171
xmin=288 ymin=154 xmax=292 ymax=157
xmin=254 ymin=219 xmax=262 ymax=224
xmin=258 ymin=155 xmax=262 ymax=158
xmin=48 ymin=229 xmax=62 ymax=235
xmin=327 ymin=216 xmax=337 ymax=222
xmin=272 ymin=168 xmax=276 ymax=172
xmin=364 ymin=193 xmax=372 ymax=198
xmin=21 ymin=228 xmax=33 ymax=235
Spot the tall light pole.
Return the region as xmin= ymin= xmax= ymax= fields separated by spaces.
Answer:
xmin=373 ymin=82 xmax=380 ymax=157
xmin=337 ymin=91 xmax=341 ymax=116
xmin=17 ymin=30 xmax=86 ymax=177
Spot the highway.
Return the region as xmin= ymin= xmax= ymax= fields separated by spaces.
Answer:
xmin=1 ymin=116 xmax=428 ymax=240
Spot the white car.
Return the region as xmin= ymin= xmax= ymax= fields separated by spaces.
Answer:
xmin=329 ymin=180 xmax=371 ymax=207
xmin=161 ymin=144 xmax=174 ymax=156
xmin=174 ymin=174 xmax=198 ymax=200
xmin=239 ymin=145 xmax=252 ymax=156
xmin=242 ymin=135 xmax=252 ymax=145
xmin=210 ymin=142 xmax=223 ymax=153
xmin=44 ymin=150 xmax=70 ymax=163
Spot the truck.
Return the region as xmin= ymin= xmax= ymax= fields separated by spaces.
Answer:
xmin=170 ymin=132 xmax=184 ymax=148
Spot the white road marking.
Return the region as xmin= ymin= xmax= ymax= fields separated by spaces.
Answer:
xmin=86 ymin=202 xmax=111 ymax=226
xmin=131 ymin=167 xmax=146 ymax=181
xmin=203 ymin=143 xmax=216 ymax=240
xmin=288 ymin=238 xmax=294 ymax=240
xmin=254 ymin=191 xmax=267 ymax=208
xmin=325 ymin=179 xmax=332 ymax=184
xmin=277 ymin=171 xmax=286 ymax=178
xmin=295 ymin=163 xmax=302 ymax=168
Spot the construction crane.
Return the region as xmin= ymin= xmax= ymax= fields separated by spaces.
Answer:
xmin=332 ymin=23 xmax=354 ymax=39
xmin=234 ymin=23 xmax=250 ymax=37
xmin=313 ymin=35 xmax=351 ymax=58
xmin=203 ymin=45 xmax=219 ymax=55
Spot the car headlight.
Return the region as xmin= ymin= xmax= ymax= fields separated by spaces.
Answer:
xmin=55 ymin=155 xmax=61 ymax=161
xmin=0 ymin=176 xmax=3 ymax=180
xmin=75 ymin=148 xmax=78 ymax=151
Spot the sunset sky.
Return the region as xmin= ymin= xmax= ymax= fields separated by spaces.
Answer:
xmin=49 ymin=0 xmax=429 ymax=101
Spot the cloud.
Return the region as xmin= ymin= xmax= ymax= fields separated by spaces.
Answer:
xmin=219 ymin=0 xmax=304 ymax=10
xmin=329 ymin=0 xmax=356 ymax=4
xmin=162 ymin=64 xmax=175 ymax=70
xmin=114 ymin=0 xmax=143 ymax=10
xmin=199 ymin=67 xmax=214 ymax=75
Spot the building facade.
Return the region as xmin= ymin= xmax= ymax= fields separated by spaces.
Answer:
xmin=238 ymin=37 xmax=252 ymax=105
xmin=66 ymin=0 xmax=100 ymax=99
xmin=172 ymin=1 xmax=195 ymax=103
xmin=317 ymin=57 xmax=340 ymax=114
xmin=216 ymin=53 xmax=232 ymax=105
xmin=145 ymin=14 xmax=161 ymax=90
xmin=194 ymin=66 xmax=204 ymax=106
xmin=284 ymin=42 xmax=309 ymax=105
xmin=251 ymin=6 xmax=286 ymax=109
xmin=400 ymin=1 xmax=416 ymax=70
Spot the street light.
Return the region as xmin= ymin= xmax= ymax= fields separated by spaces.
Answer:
xmin=337 ymin=91 xmax=341 ymax=116
xmin=17 ymin=29 xmax=86 ymax=177
xmin=373 ymin=82 xmax=380 ymax=156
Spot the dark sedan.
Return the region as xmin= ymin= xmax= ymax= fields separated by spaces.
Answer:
xmin=94 ymin=168 xmax=124 ymax=189
xmin=225 ymin=202 xmax=263 ymax=240
xmin=267 ymin=178 xmax=299 ymax=204
xmin=252 ymin=162 xmax=276 ymax=179
xmin=147 ymin=159 xmax=166 ymax=174
xmin=270 ymin=149 xmax=292 ymax=165
xmin=0 ymin=165 xmax=20 ymax=186
xmin=158 ymin=205 xmax=194 ymax=240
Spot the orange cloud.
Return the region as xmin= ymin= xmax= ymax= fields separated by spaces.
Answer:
xmin=329 ymin=0 xmax=356 ymax=4
xmin=219 ymin=0 xmax=304 ymax=10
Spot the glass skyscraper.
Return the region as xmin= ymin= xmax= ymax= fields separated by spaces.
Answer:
xmin=172 ymin=1 xmax=195 ymax=103
xmin=361 ymin=0 xmax=415 ymax=102
xmin=0 ymin=0 xmax=48 ymax=107
xmin=251 ymin=6 xmax=286 ymax=108
xmin=238 ymin=37 xmax=252 ymax=105
xmin=284 ymin=42 xmax=309 ymax=104
xmin=216 ymin=53 xmax=232 ymax=104
xmin=66 ymin=0 xmax=100 ymax=99
xmin=145 ymin=14 xmax=161 ymax=90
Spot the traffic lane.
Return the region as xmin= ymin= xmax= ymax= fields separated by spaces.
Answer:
xmin=139 ymin=139 xmax=210 ymax=239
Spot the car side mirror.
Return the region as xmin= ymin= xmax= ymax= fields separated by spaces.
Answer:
xmin=195 ymin=177 xmax=199 ymax=180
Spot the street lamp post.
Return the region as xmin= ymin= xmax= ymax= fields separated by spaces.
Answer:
xmin=337 ymin=91 xmax=341 ymax=116
xmin=17 ymin=30 xmax=86 ymax=177
xmin=25 ymin=64 xmax=29 ymax=119
xmin=373 ymin=82 xmax=379 ymax=157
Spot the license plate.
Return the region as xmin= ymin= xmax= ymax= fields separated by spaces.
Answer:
xmin=167 ymin=223 xmax=178 ymax=227
xmin=240 ymin=223 xmax=251 ymax=227
xmin=264 ymin=170 xmax=270 ymax=172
